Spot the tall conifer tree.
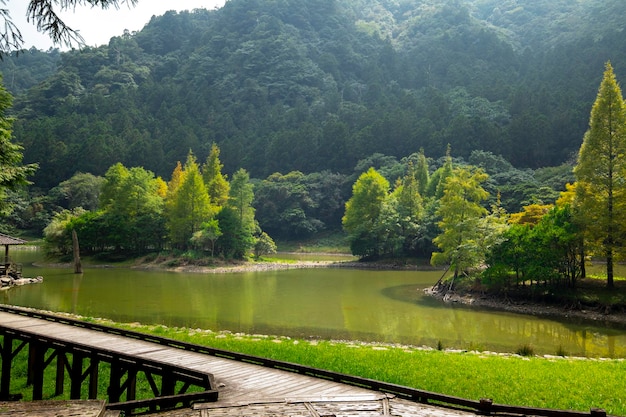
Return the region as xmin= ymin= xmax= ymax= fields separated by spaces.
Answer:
xmin=202 ymin=143 xmax=230 ymax=207
xmin=574 ymin=62 xmax=626 ymax=288
xmin=415 ymin=148 xmax=430 ymax=197
xmin=218 ymin=169 xmax=256 ymax=258
xmin=166 ymin=152 xmax=214 ymax=249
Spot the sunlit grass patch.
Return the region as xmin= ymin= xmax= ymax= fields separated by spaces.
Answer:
xmin=104 ymin=321 xmax=626 ymax=416
xmin=5 ymin=317 xmax=624 ymax=416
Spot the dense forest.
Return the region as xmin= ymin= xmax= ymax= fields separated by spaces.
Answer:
xmin=2 ymin=0 xmax=626 ymax=256
xmin=2 ymin=0 xmax=626 ymax=189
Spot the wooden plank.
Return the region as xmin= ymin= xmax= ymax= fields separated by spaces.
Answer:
xmin=166 ymin=357 xmax=215 ymax=369
xmin=239 ymin=379 xmax=343 ymax=399
xmin=194 ymin=394 xmax=386 ymax=409
xmin=0 ymin=315 xmax=37 ymax=326
xmin=0 ymin=400 xmax=107 ymax=417
xmin=272 ymin=380 xmax=352 ymax=397
xmin=96 ymin=343 xmax=167 ymax=356
xmin=107 ymin=390 xmax=218 ymax=413
xmin=236 ymin=372 xmax=298 ymax=389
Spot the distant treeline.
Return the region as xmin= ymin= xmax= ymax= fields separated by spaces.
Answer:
xmin=2 ymin=0 xmax=626 ymax=191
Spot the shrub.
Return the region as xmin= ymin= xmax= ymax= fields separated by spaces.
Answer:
xmin=516 ymin=344 xmax=535 ymax=356
xmin=556 ymin=345 xmax=568 ymax=357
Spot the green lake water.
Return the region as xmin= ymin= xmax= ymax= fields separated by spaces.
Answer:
xmin=3 ymin=248 xmax=626 ymax=358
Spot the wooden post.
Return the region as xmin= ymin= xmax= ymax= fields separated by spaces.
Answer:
xmin=70 ymin=352 xmax=84 ymax=399
xmin=30 ymin=343 xmax=46 ymax=400
xmin=0 ymin=336 xmax=13 ymax=400
xmin=88 ymin=358 xmax=100 ymax=399
xmin=161 ymin=371 xmax=176 ymax=410
xmin=27 ymin=343 xmax=36 ymax=386
xmin=126 ymin=369 xmax=137 ymax=401
xmin=55 ymin=352 xmax=66 ymax=397
xmin=72 ymin=230 xmax=82 ymax=274
xmin=479 ymin=398 xmax=493 ymax=415
xmin=108 ymin=362 xmax=123 ymax=403
xmin=161 ymin=371 xmax=176 ymax=397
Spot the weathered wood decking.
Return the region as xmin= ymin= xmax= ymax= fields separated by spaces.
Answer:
xmin=0 ymin=311 xmax=371 ymax=400
xmin=0 ymin=309 xmax=479 ymax=416
xmin=0 ymin=399 xmax=109 ymax=417
xmin=0 ymin=307 xmax=608 ymax=417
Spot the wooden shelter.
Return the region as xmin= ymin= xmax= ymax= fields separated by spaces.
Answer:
xmin=0 ymin=233 xmax=25 ymax=276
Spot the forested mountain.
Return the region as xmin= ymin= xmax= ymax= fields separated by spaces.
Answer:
xmin=3 ymin=0 xmax=626 ymax=190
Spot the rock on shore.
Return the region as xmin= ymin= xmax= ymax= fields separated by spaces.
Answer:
xmin=0 ymin=276 xmax=43 ymax=289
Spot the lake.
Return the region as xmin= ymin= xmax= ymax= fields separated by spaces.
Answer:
xmin=3 ymin=248 xmax=626 ymax=358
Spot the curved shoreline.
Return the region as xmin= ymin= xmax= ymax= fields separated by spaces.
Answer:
xmin=141 ymin=258 xmax=626 ymax=327
xmin=35 ymin=256 xmax=626 ymax=327
xmin=424 ymin=287 xmax=626 ymax=328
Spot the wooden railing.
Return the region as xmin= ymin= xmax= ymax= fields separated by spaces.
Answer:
xmin=0 ymin=305 xmax=217 ymax=415
xmin=0 ymin=304 xmax=608 ymax=417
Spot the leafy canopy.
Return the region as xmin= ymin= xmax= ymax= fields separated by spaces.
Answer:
xmin=0 ymin=77 xmax=37 ymax=216
xmin=431 ymin=166 xmax=490 ymax=278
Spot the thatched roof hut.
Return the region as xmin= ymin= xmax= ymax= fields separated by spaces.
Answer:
xmin=0 ymin=233 xmax=25 ymax=265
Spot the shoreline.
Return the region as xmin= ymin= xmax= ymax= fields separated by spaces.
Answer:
xmin=424 ymin=287 xmax=626 ymax=328
xmin=135 ymin=258 xmax=626 ymax=328
xmin=129 ymin=255 xmax=439 ymax=274
xmin=35 ymin=255 xmax=626 ymax=327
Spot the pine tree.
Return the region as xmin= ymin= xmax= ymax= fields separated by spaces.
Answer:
xmin=228 ymin=168 xmax=255 ymax=232
xmin=391 ymin=162 xmax=424 ymax=255
xmin=166 ymin=152 xmax=214 ymax=249
xmin=218 ymin=168 xmax=256 ymax=259
xmin=99 ymin=163 xmax=129 ymax=209
xmin=415 ymin=148 xmax=430 ymax=196
xmin=202 ymin=143 xmax=230 ymax=207
xmin=574 ymin=62 xmax=626 ymax=288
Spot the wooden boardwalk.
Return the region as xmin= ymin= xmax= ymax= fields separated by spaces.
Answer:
xmin=0 ymin=309 xmax=481 ymax=416
xmin=0 ymin=307 xmax=607 ymax=417
xmin=0 ymin=400 xmax=110 ymax=417
xmin=0 ymin=311 xmax=376 ymax=400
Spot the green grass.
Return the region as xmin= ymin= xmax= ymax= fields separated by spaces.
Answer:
xmin=109 ymin=323 xmax=625 ymax=416
xmin=3 ymin=321 xmax=626 ymax=415
xmin=275 ymin=232 xmax=351 ymax=254
xmin=254 ymin=256 xmax=299 ymax=264
xmin=564 ymin=277 xmax=626 ymax=307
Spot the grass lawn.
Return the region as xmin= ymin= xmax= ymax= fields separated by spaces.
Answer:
xmin=103 ymin=321 xmax=626 ymax=416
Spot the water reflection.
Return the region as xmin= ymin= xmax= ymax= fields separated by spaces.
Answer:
xmin=3 ymin=248 xmax=626 ymax=358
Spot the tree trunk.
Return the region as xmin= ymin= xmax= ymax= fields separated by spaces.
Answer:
xmin=607 ymin=248 xmax=614 ymax=288
xmin=72 ymin=230 xmax=82 ymax=274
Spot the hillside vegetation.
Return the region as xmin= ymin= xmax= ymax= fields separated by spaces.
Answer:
xmin=2 ymin=0 xmax=626 ymax=191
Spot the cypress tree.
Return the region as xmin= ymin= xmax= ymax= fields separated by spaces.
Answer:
xmin=574 ymin=62 xmax=626 ymax=289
